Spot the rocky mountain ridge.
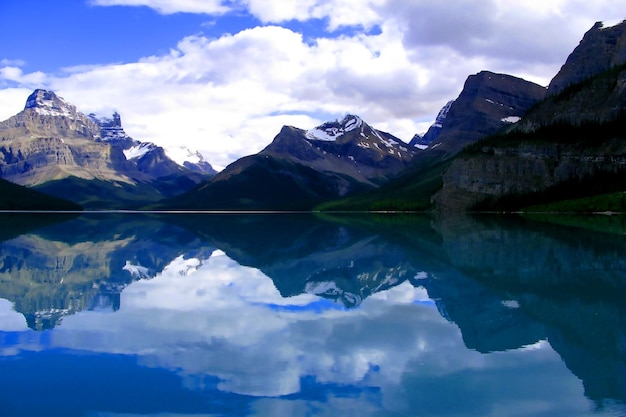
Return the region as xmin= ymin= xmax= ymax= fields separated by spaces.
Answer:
xmin=319 ymin=70 xmax=549 ymax=211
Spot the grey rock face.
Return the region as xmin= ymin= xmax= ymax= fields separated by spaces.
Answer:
xmin=433 ymin=141 xmax=626 ymax=211
xmin=0 ymin=90 xmax=209 ymax=195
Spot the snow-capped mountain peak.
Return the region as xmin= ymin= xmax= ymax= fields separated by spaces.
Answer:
xmin=164 ymin=145 xmax=203 ymax=166
xmin=305 ymin=114 xmax=364 ymax=142
xmin=164 ymin=145 xmax=217 ymax=175
xmin=24 ymin=89 xmax=77 ymax=117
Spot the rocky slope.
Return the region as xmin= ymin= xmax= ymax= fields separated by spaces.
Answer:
xmin=434 ymin=21 xmax=626 ymax=212
xmin=0 ymin=89 xmax=214 ymax=208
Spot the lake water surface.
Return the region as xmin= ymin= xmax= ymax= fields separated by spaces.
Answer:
xmin=0 ymin=212 xmax=625 ymax=417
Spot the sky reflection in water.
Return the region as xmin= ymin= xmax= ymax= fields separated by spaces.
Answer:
xmin=0 ymin=213 xmax=624 ymax=417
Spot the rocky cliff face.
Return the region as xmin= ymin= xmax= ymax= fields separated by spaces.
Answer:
xmin=14 ymin=89 xmax=102 ymax=138
xmin=547 ymin=20 xmax=626 ymax=96
xmin=519 ymin=64 xmax=626 ymax=130
xmin=0 ymin=90 xmax=138 ymax=186
xmin=434 ymin=139 xmax=626 ymax=211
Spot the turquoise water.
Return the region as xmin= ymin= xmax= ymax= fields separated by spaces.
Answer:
xmin=0 ymin=213 xmax=624 ymax=417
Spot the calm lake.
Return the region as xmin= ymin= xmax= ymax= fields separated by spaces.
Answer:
xmin=0 ymin=212 xmax=625 ymax=417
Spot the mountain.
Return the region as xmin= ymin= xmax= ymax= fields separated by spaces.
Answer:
xmin=157 ymin=115 xmax=416 ymax=210
xmin=90 ymin=111 xmax=215 ymax=176
xmin=434 ymin=20 xmax=626 ymax=212
xmin=0 ymin=89 xmax=214 ymax=208
xmin=319 ymin=72 xmax=547 ymax=211
xmin=264 ymin=115 xmax=416 ymax=183
xmin=422 ymin=71 xmax=547 ymax=156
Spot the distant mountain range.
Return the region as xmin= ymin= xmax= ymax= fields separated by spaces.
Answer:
xmin=1 ymin=19 xmax=625 ymax=212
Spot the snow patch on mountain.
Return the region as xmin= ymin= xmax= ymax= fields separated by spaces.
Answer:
xmin=344 ymin=116 xmax=362 ymax=132
xmin=124 ymin=142 xmax=157 ymax=160
xmin=379 ymin=135 xmax=398 ymax=148
xmin=501 ymin=116 xmax=521 ymax=123
xmin=306 ymin=127 xmax=342 ymax=142
xmin=486 ymin=98 xmax=514 ymax=109
xmin=305 ymin=280 xmax=339 ymax=295
xmin=165 ymin=255 xmax=202 ymax=277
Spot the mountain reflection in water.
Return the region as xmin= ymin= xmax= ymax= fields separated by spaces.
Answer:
xmin=0 ymin=212 xmax=624 ymax=417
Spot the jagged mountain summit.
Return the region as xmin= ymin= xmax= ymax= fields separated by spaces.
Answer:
xmin=0 ymin=89 xmax=215 ymax=208
xmin=159 ymin=115 xmax=416 ymax=210
xmin=89 ymin=111 xmax=129 ymax=142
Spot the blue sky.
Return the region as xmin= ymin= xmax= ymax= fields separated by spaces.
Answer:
xmin=0 ymin=0 xmax=622 ymax=169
